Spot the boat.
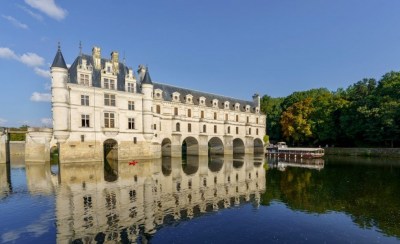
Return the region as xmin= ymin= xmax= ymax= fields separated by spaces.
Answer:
xmin=266 ymin=142 xmax=324 ymax=159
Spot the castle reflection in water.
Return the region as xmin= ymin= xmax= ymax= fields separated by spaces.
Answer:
xmin=20 ymin=154 xmax=265 ymax=243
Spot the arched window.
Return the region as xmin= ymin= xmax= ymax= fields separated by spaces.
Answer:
xmin=176 ymin=123 xmax=180 ymax=132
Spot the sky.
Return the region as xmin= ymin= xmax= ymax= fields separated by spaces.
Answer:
xmin=1 ymin=0 xmax=400 ymax=127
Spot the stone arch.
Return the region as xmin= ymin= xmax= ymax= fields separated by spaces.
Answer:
xmin=254 ymin=138 xmax=264 ymax=155
xmin=182 ymin=137 xmax=199 ymax=156
xmin=233 ymin=138 xmax=245 ymax=155
xmin=161 ymin=138 xmax=172 ymax=157
xmin=182 ymin=155 xmax=199 ymax=175
xmin=208 ymin=137 xmax=224 ymax=156
xmin=103 ymin=139 xmax=118 ymax=182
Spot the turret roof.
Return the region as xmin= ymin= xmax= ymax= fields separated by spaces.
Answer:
xmin=51 ymin=45 xmax=68 ymax=69
xmin=141 ymin=68 xmax=153 ymax=85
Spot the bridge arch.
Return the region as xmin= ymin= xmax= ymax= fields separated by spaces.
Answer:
xmin=161 ymin=138 xmax=172 ymax=157
xmin=208 ymin=137 xmax=224 ymax=156
xmin=233 ymin=138 xmax=245 ymax=155
xmin=208 ymin=156 xmax=224 ymax=172
xmin=254 ymin=138 xmax=264 ymax=155
xmin=182 ymin=137 xmax=199 ymax=156
xmin=162 ymin=156 xmax=172 ymax=176
xmin=103 ymin=139 xmax=118 ymax=182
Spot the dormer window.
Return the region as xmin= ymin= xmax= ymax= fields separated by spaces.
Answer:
xmin=104 ymin=78 xmax=116 ymax=90
xmin=185 ymin=94 xmax=193 ymax=104
xmin=154 ymin=89 xmax=163 ymax=100
xmin=172 ymin=92 xmax=180 ymax=102
xmin=79 ymin=74 xmax=90 ymax=86
xmin=107 ymin=66 xmax=111 ymax=73
xmin=245 ymin=105 xmax=250 ymax=112
xmin=127 ymin=83 xmax=135 ymax=93
xmin=199 ymin=96 xmax=206 ymax=106
xmin=235 ymin=103 xmax=240 ymax=111
xmin=212 ymin=99 xmax=219 ymax=108
xmin=256 ymin=108 xmax=259 ymax=113
xmin=224 ymin=101 xmax=230 ymax=109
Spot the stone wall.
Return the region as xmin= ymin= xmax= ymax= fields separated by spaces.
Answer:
xmin=325 ymin=147 xmax=400 ymax=158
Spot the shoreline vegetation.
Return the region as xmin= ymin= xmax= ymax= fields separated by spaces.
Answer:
xmin=325 ymin=147 xmax=400 ymax=158
xmin=261 ymin=70 xmax=400 ymax=148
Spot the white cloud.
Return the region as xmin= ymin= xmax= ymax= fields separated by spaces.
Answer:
xmin=30 ymin=92 xmax=51 ymax=102
xmin=0 ymin=118 xmax=7 ymax=126
xmin=34 ymin=67 xmax=51 ymax=79
xmin=25 ymin=0 xmax=67 ymax=21
xmin=0 ymin=47 xmax=19 ymax=59
xmin=40 ymin=118 xmax=52 ymax=127
xmin=20 ymin=52 xmax=45 ymax=67
xmin=17 ymin=4 xmax=44 ymax=21
xmin=1 ymin=15 xmax=29 ymax=29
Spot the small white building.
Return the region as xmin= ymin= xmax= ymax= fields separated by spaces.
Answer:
xmin=50 ymin=45 xmax=266 ymax=162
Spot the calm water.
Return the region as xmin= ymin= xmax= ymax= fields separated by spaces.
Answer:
xmin=0 ymin=155 xmax=400 ymax=243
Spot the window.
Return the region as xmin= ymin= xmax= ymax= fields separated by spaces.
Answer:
xmin=249 ymin=128 xmax=251 ymax=135
xmin=227 ymin=126 xmax=230 ymax=134
xmin=214 ymin=125 xmax=217 ymax=133
xmin=176 ymin=123 xmax=180 ymax=132
xmin=256 ymin=117 xmax=259 ymax=124
xmin=236 ymin=115 xmax=239 ymax=122
xmin=104 ymin=112 xmax=115 ymax=128
xmin=225 ymin=114 xmax=228 ymax=121
xmin=81 ymin=114 xmax=90 ymax=127
xmin=188 ymin=109 xmax=191 ymax=117
xmin=203 ymin=124 xmax=206 ymax=133
xmin=201 ymin=111 xmax=204 ymax=118
xmin=80 ymin=74 xmax=89 ymax=86
xmin=214 ymin=112 xmax=217 ymax=120
xmin=104 ymin=78 xmax=115 ymax=90
xmin=156 ymin=105 xmax=161 ymax=114
xmin=256 ymin=128 xmax=259 ymax=135
xmin=81 ymin=95 xmax=89 ymax=106
xmin=174 ymin=107 xmax=178 ymax=116
xmin=81 ymin=135 xmax=85 ymax=142
xmin=107 ymin=66 xmax=111 ymax=73
xmin=127 ymin=83 xmax=134 ymax=93
xmin=104 ymin=94 xmax=116 ymax=106
xmin=128 ymin=101 xmax=134 ymax=110
xmin=153 ymin=124 xmax=157 ymax=130
xmin=247 ymin=116 xmax=249 ymax=123
xmin=128 ymin=118 xmax=135 ymax=129
xmin=188 ymin=123 xmax=192 ymax=132
xmin=236 ymin=127 xmax=239 ymax=134
xmin=133 ymin=137 xmax=137 ymax=144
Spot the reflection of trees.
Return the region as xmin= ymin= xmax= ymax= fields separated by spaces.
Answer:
xmin=262 ymin=160 xmax=400 ymax=237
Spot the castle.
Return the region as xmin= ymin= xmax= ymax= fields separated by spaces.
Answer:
xmin=51 ymin=45 xmax=266 ymax=162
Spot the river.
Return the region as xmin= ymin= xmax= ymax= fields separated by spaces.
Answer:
xmin=0 ymin=155 xmax=399 ymax=243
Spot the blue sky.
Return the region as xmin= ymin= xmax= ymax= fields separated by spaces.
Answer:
xmin=1 ymin=0 xmax=400 ymax=127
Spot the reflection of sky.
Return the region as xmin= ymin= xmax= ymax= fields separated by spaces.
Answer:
xmin=0 ymin=168 xmax=55 ymax=244
xmin=151 ymin=202 xmax=400 ymax=244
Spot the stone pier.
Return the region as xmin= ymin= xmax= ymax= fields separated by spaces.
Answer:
xmin=0 ymin=128 xmax=10 ymax=164
xmin=25 ymin=128 xmax=53 ymax=163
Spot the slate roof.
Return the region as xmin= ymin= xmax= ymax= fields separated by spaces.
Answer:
xmin=153 ymin=82 xmax=256 ymax=112
xmin=68 ymin=54 xmax=131 ymax=92
xmin=67 ymin=53 xmax=256 ymax=112
xmin=51 ymin=46 xmax=68 ymax=69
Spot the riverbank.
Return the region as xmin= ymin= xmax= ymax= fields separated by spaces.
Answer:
xmin=325 ymin=147 xmax=400 ymax=158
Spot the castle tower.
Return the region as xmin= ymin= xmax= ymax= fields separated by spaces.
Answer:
xmin=51 ymin=44 xmax=70 ymax=143
xmin=140 ymin=66 xmax=154 ymax=141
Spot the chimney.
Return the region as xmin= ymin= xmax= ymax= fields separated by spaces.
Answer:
xmin=137 ymin=64 xmax=146 ymax=82
xmin=253 ymin=93 xmax=260 ymax=108
xmin=92 ymin=46 xmax=101 ymax=69
xmin=111 ymin=51 xmax=119 ymax=63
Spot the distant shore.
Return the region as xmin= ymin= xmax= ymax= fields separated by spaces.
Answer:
xmin=325 ymin=147 xmax=400 ymax=158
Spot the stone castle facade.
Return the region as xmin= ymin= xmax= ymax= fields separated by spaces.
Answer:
xmin=51 ymin=45 xmax=266 ymax=162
